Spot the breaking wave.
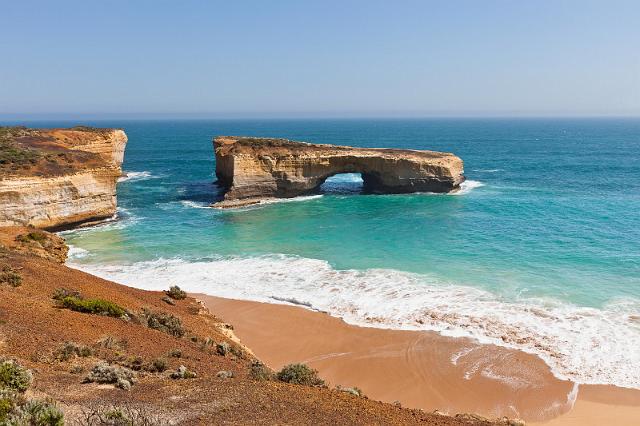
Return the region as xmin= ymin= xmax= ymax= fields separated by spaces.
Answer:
xmin=452 ymin=180 xmax=485 ymax=195
xmin=68 ymin=254 xmax=640 ymax=389
xmin=118 ymin=171 xmax=157 ymax=183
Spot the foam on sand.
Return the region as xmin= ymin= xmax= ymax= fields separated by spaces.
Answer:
xmin=68 ymin=254 xmax=640 ymax=390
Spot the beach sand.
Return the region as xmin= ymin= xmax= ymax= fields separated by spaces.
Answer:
xmin=199 ymin=295 xmax=640 ymax=425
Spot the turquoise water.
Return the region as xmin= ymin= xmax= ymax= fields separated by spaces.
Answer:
xmin=16 ymin=118 xmax=640 ymax=388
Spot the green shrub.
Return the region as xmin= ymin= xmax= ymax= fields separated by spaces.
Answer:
xmin=0 ymin=265 xmax=22 ymax=287
xmin=83 ymin=362 xmax=136 ymax=390
xmin=276 ymin=363 xmax=325 ymax=387
xmin=59 ymin=296 xmax=126 ymax=318
xmin=7 ymin=398 xmax=64 ymax=426
xmin=165 ymin=285 xmax=187 ymax=300
xmin=336 ymin=385 xmax=366 ymax=397
xmin=170 ymin=365 xmax=196 ymax=379
xmin=96 ymin=335 xmax=128 ymax=351
xmin=142 ymin=309 xmax=184 ymax=337
xmin=0 ymin=389 xmax=63 ymax=425
xmin=16 ymin=231 xmax=48 ymax=244
xmin=78 ymin=404 xmax=163 ymax=425
xmin=0 ymin=127 xmax=41 ymax=167
xmin=0 ymin=359 xmax=32 ymax=392
xmin=249 ymin=361 xmax=273 ymax=381
xmin=52 ymin=287 xmax=82 ymax=301
xmin=0 ymin=390 xmax=23 ymax=422
xmin=146 ymin=358 xmax=168 ymax=373
xmin=56 ymin=342 xmax=92 ymax=361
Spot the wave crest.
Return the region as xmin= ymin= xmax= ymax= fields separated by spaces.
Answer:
xmin=118 ymin=171 xmax=156 ymax=183
xmin=67 ymin=254 xmax=640 ymax=389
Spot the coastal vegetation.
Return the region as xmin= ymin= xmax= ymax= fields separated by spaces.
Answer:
xmin=57 ymin=293 xmax=127 ymax=318
xmin=249 ymin=361 xmax=273 ymax=381
xmin=0 ymin=359 xmax=64 ymax=425
xmin=165 ymin=285 xmax=187 ymax=300
xmin=55 ymin=342 xmax=93 ymax=361
xmin=0 ymin=264 xmax=22 ymax=287
xmin=76 ymin=405 xmax=162 ymax=426
xmin=83 ymin=362 xmax=136 ymax=390
xmin=141 ymin=308 xmax=185 ymax=337
xmin=0 ymin=359 xmax=32 ymax=392
xmin=276 ymin=363 xmax=325 ymax=387
xmin=0 ymin=126 xmax=41 ymax=169
xmin=15 ymin=230 xmax=48 ymax=244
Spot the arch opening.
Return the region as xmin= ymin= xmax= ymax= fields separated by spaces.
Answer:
xmin=319 ymin=173 xmax=364 ymax=194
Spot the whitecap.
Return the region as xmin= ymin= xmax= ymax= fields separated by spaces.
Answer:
xmin=67 ymin=254 xmax=640 ymax=389
xmin=180 ymin=200 xmax=211 ymax=209
xmin=452 ymin=180 xmax=485 ymax=195
xmin=118 ymin=171 xmax=157 ymax=183
xmin=67 ymin=245 xmax=90 ymax=259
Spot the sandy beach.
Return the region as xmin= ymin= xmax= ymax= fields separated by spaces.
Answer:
xmin=200 ymin=295 xmax=640 ymax=425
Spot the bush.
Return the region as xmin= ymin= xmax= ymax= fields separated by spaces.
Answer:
xmin=78 ymin=404 xmax=163 ymax=426
xmin=146 ymin=358 xmax=167 ymax=373
xmin=161 ymin=296 xmax=175 ymax=306
xmin=52 ymin=287 xmax=82 ymax=301
xmin=249 ymin=361 xmax=273 ymax=381
xmin=56 ymin=342 xmax=92 ymax=361
xmin=141 ymin=309 xmax=184 ymax=337
xmin=165 ymin=285 xmax=186 ymax=300
xmin=0 ymin=390 xmax=23 ymax=422
xmin=0 ymin=359 xmax=33 ymax=392
xmin=96 ymin=336 xmax=128 ymax=351
xmin=336 ymin=385 xmax=366 ymax=397
xmin=83 ymin=362 xmax=136 ymax=390
xmin=16 ymin=231 xmax=48 ymax=244
xmin=0 ymin=265 xmax=22 ymax=287
xmin=170 ymin=365 xmax=196 ymax=380
xmin=216 ymin=342 xmax=230 ymax=356
xmin=276 ymin=363 xmax=325 ymax=387
xmin=59 ymin=296 xmax=126 ymax=318
xmin=6 ymin=398 xmax=64 ymax=426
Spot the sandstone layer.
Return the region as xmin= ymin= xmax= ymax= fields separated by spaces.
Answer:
xmin=0 ymin=127 xmax=127 ymax=229
xmin=213 ymin=136 xmax=465 ymax=208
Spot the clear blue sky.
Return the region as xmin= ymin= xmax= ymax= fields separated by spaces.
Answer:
xmin=1 ymin=0 xmax=638 ymax=118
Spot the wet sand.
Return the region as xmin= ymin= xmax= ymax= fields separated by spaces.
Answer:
xmin=199 ymin=295 xmax=640 ymax=424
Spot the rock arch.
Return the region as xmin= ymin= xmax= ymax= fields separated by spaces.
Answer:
xmin=212 ymin=136 xmax=465 ymax=208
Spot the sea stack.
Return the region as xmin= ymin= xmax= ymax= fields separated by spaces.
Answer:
xmin=212 ymin=136 xmax=465 ymax=208
xmin=0 ymin=126 xmax=127 ymax=229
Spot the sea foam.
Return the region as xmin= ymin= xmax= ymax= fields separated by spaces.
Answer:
xmin=118 ymin=171 xmax=156 ymax=182
xmin=68 ymin=254 xmax=640 ymax=389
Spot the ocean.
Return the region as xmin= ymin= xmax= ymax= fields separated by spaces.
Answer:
xmin=18 ymin=118 xmax=640 ymax=389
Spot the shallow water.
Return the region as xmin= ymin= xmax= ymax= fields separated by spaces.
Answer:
xmin=14 ymin=118 xmax=640 ymax=388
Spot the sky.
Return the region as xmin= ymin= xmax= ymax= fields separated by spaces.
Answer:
xmin=1 ymin=0 xmax=639 ymax=118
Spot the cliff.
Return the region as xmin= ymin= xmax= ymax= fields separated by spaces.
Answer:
xmin=0 ymin=126 xmax=127 ymax=229
xmin=213 ymin=136 xmax=465 ymax=208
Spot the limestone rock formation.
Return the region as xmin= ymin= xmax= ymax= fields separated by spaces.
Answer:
xmin=213 ymin=136 xmax=465 ymax=208
xmin=0 ymin=127 xmax=127 ymax=229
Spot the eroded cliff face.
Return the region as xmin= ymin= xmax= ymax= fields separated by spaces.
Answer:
xmin=0 ymin=127 xmax=127 ymax=229
xmin=213 ymin=136 xmax=465 ymax=208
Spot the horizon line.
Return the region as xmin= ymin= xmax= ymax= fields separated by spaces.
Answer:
xmin=1 ymin=113 xmax=639 ymax=122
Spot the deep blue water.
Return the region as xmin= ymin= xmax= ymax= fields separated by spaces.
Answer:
xmin=8 ymin=118 xmax=640 ymax=387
